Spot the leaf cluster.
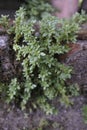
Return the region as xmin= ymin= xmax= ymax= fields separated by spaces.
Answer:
xmin=0 ymin=2 xmax=87 ymax=114
xmin=7 ymin=8 xmax=87 ymax=114
xmin=22 ymin=0 xmax=54 ymax=20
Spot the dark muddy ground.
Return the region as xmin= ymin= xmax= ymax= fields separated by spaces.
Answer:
xmin=0 ymin=95 xmax=87 ymax=130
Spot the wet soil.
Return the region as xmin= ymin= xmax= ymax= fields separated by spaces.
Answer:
xmin=0 ymin=95 xmax=87 ymax=130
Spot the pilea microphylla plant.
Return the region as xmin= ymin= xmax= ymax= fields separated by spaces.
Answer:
xmin=0 ymin=0 xmax=87 ymax=114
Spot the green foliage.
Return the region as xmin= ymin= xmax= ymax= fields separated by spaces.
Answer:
xmin=22 ymin=0 xmax=54 ymax=19
xmin=0 ymin=15 xmax=9 ymax=28
xmin=38 ymin=118 xmax=49 ymax=130
xmin=82 ymin=105 xmax=87 ymax=124
xmin=11 ymin=13 xmax=73 ymax=113
xmin=0 ymin=83 xmax=7 ymax=99
xmin=72 ymin=10 xmax=87 ymax=24
xmin=67 ymin=84 xmax=79 ymax=96
xmin=0 ymin=1 xmax=87 ymax=114
xmin=8 ymin=78 xmax=20 ymax=101
xmin=7 ymin=8 xmax=87 ymax=114
xmin=0 ymin=15 xmax=14 ymax=34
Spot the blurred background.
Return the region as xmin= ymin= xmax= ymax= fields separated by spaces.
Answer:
xmin=0 ymin=0 xmax=87 ymax=18
xmin=0 ymin=0 xmax=20 ymax=18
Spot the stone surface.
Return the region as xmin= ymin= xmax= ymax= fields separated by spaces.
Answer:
xmin=66 ymin=40 xmax=87 ymax=91
xmin=0 ymin=33 xmax=15 ymax=82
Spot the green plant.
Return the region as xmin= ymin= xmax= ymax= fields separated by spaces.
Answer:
xmin=82 ymin=105 xmax=87 ymax=124
xmin=0 ymin=83 xmax=7 ymax=100
xmin=0 ymin=2 xmax=87 ymax=114
xmin=0 ymin=15 xmax=14 ymax=34
xmin=0 ymin=15 xmax=10 ymax=29
xmin=7 ymin=78 xmax=20 ymax=101
xmin=66 ymin=84 xmax=79 ymax=96
xmin=38 ymin=118 xmax=49 ymax=130
xmin=7 ymin=7 xmax=87 ymax=114
xmin=22 ymin=0 xmax=54 ymax=20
